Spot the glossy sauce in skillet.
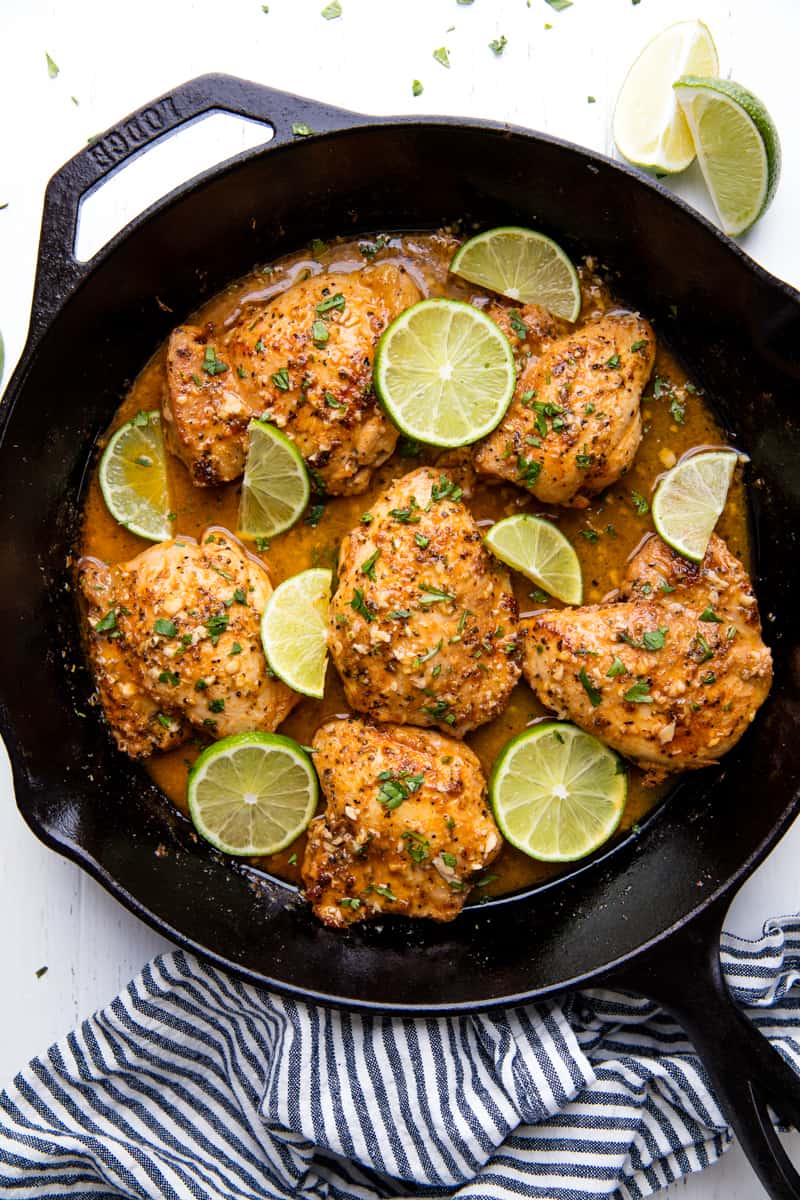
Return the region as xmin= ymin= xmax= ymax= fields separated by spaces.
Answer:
xmin=78 ymin=231 xmax=750 ymax=899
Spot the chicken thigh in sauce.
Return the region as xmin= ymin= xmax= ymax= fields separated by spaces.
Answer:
xmin=328 ymin=467 xmax=521 ymax=735
xmin=521 ymin=533 xmax=772 ymax=782
xmin=474 ymin=313 xmax=655 ymax=507
xmin=78 ymin=529 xmax=297 ymax=757
xmin=302 ymin=717 xmax=501 ymax=927
xmin=163 ymin=264 xmax=421 ymax=493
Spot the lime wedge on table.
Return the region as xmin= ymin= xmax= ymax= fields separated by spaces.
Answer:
xmin=613 ymin=20 xmax=718 ymax=173
xmin=188 ymin=732 xmax=318 ymax=857
xmin=652 ymin=449 xmax=737 ymax=563
xmin=98 ymin=410 xmax=172 ymax=541
xmin=449 ymin=227 xmax=581 ymax=321
xmin=674 ymin=77 xmax=781 ymax=236
xmin=484 ymin=515 xmax=582 ymax=606
xmin=374 ymin=298 xmax=516 ymax=447
xmin=490 ymin=723 xmax=627 ymax=863
xmin=261 ymin=568 xmax=332 ymax=699
xmin=238 ymin=419 xmax=310 ymax=539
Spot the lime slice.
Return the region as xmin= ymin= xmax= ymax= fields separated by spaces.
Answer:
xmin=374 ymin=299 xmax=515 ymax=447
xmin=652 ymin=449 xmax=737 ymax=562
xmin=490 ymin=722 xmax=627 ymax=863
xmin=188 ymin=732 xmax=318 ymax=856
xmin=238 ymin=419 xmax=310 ymax=539
xmin=449 ymin=227 xmax=581 ymax=321
xmin=261 ymin=568 xmax=332 ymax=699
xmin=613 ymin=20 xmax=719 ymax=173
xmin=98 ymin=410 xmax=172 ymax=541
xmin=484 ymin=515 xmax=582 ymax=605
xmin=674 ymin=77 xmax=781 ymax=236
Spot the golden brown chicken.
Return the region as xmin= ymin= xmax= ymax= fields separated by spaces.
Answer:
xmin=302 ymin=717 xmax=501 ymax=927
xmin=78 ymin=528 xmax=298 ymax=757
xmin=520 ymin=533 xmax=772 ymax=782
xmin=474 ymin=313 xmax=655 ymax=507
xmin=328 ymin=467 xmax=521 ymax=735
xmin=163 ymin=264 xmax=421 ymax=493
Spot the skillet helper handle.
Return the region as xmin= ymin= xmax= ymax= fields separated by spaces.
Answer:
xmin=30 ymin=73 xmax=360 ymax=337
xmin=616 ymin=902 xmax=800 ymax=1200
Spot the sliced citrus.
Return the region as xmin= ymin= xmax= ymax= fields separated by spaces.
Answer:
xmin=652 ymin=449 xmax=738 ymax=562
xmin=238 ymin=419 xmax=310 ymax=539
xmin=187 ymin=732 xmax=318 ymax=857
xmin=373 ymin=298 xmax=516 ymax=447
xmin=484 ymin=515 xmax=582 ymax=605
xmin=98 ymin=410 xmax=172 ymax=541
xmin=261 ymin=568 xmax=332 ymax=699
xmin=674 ymin=77 xmax=781 ymax=236
xmin=613 ymin=20 xmax=719 ymax=173
xmin=449 ymin=226 xmax=581 ymax=321
xmin=490 ymin=722 xmax=627 ymax=863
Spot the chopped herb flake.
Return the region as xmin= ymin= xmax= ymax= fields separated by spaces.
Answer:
xmin=351 ymin=588 xmax=375 ymax=622
xmin=154 ymin=618 xmax=178 ymax=638
xmin=579 ymin=668 xmax=602 ymax=707
xmin=631 ymin=490 xmax=649 ymax=515
xmin=433 ymin=47 xmax=451 ymax=68
xmin=271 ymin=367 xmax=290 ymax=390
xmin=361 ymin=548 xmax=381 ymax=580
xmin=624 ymin=680 xmax=653 ymax=703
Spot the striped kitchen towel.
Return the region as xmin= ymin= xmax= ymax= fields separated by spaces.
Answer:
xmin=2 ymin=916 xmax=800 ymax=1200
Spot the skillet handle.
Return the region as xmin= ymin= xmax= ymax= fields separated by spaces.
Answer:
xmin=613 ymin=900 xmax=800 ymax=1200
xmin=30 ymin=73 xmax=361 ymax=338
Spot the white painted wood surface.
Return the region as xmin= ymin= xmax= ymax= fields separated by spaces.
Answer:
xmin=1 ymin=1 xmax=799 ymax=1194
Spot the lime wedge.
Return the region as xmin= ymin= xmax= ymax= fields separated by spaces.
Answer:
xmin=652 ymin=449 xmax=737 ymax=562
xmin=613 ymin=20 xmax=719 ymax=173
xmin=98 ymin=410 xmax=172 ymax=541
xmin=261 ymin=568 xmax=332 ymax=699
xmin=373 ymin=298 xmax=515 ymax=447
xmin=449 ymin=227 xmax=581 ymax=321
xmin=187 ymin=732 xmax=318 ymax=856
xmin=238 ymin=419 xmax=310 ymax=539
xmin=490 ymin=722 xmax=627 ymax=863
xmin=484 ymin=515 xmax=582 ymax=605
xmin=674 ymin=77 xmax=781 ymax=236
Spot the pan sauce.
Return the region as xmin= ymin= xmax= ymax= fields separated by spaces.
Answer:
xmin=79 ymin=231 xmax=749 ymax=899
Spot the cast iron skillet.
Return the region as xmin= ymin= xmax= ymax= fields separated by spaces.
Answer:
xmin=1 ymin=74 xmax=800 ymax=1197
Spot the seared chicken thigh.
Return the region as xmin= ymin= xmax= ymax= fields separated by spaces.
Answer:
xmin=521 ymin=534 xmax=772 ymax=781
xmin=164 ymin=264 xmax=421 ymax=493
xmin=302 ymin=718 xmax=501 ymax=927
xmin=474 ymin=314 xmax=655 ymax=507
xmin=328 ymin=468 xmax=521 ymax=734
xmin=78 ymin=529 xmax=298 ymax=757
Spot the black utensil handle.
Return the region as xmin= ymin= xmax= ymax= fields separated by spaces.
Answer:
xmin=614 ymin=901 xmax=800 ymax=1199
xmin=30 ymin=73 xmax=360 ymax=337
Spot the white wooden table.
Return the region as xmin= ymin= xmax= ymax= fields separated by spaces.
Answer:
xmin=1 ymin=1 xmax=799 ymax=1194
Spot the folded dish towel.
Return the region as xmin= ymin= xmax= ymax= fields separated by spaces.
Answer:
xmin=1 ymin=915 xmax=799 ymax=1200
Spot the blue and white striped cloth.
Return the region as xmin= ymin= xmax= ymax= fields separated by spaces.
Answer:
xmin=2 ymin=916 xmax=800 ymax=1200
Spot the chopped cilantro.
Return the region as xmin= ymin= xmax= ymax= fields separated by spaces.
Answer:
xmin=623 ymin=680 xmax=653 ymax=703
xmin=631 ymin=490 xmax=649 ymax=515
xmin=351 ymin=588 xmax=375 ymax=622
xmin=433 ymin=47 xmax=450 ymax=68
xmin=579 ymin=668 xmax=602 ymax=707
xmin=154 ymin=618 xmax=178 ymax=637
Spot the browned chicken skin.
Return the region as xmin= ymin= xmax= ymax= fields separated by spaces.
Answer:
xmin=474 ymin=313 xmax=655 ymax=507
xmin=78 ymin=528 xmax=298 ymax=757
xmin=163 ymin=264 xmax=421 ymax=493
xmin=302 ymin=717 xmax=501 ymax=927
xmin=520 ymin=533 xmax=772 ymax=782
xmin=328 ymin=467 xmax=521 ymax=735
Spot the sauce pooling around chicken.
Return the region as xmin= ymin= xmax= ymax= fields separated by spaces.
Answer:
xmin=78 ymin=231 xmax=751 ymax=900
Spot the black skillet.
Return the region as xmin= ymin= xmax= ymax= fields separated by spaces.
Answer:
xmin=1 ymin=74 xmax=800 ymax=1198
